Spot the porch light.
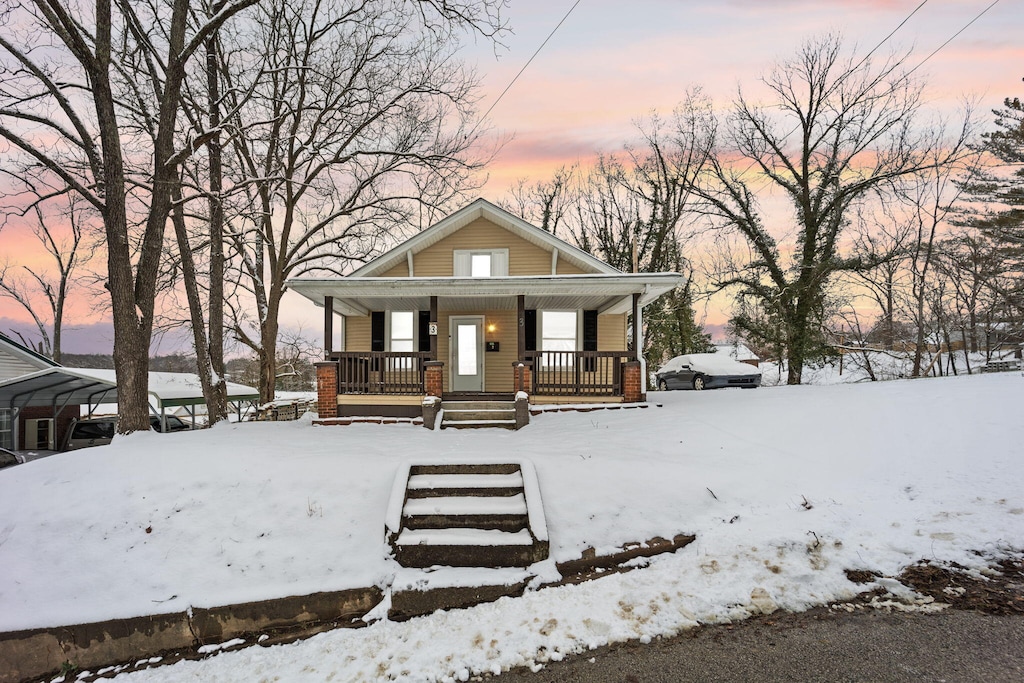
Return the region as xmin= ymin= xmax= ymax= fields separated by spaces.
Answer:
xmin=487 ymin=322 xmax=497 ymax=333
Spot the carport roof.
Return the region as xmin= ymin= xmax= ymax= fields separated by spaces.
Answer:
xmin=0 ymin=367 xmax=259 ymax=410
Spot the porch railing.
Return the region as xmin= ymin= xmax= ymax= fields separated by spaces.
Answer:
xmin=525 ymin=351 xmax=630 ymax=396
xmin=329 ymin=351 xmax=431 ymax=395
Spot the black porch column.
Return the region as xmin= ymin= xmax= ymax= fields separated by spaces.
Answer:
xmin=323 ymin=296 xmax=333 ymax=359
xmin=631 ymin=292 xmax=640 ymax=361
xmin=430 ymin=295 xmax=438 ymax=360
xmin=517 ymin=294 xmax=526 ymax=361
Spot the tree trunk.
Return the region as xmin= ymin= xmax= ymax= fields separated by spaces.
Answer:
xmin=258 ymin=292 xmax=282 ymax=404
xmin=205 ymin=32 xmax=228 ymax=424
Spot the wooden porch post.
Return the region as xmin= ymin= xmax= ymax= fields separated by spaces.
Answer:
xmin=631 ymin=292 xmax=640 ymax=361
xmin=430 ymin=295 xmax=438 ymax=360
xmin=517 ymin=294 xmax=526 ymax=361
xmin=324 ymin=296 xmax=333 ymax=359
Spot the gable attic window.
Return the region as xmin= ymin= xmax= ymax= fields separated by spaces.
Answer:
xmin=454 ymin=249 xmax=508 ymax=277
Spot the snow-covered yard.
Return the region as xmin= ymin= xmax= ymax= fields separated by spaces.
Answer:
xmin=2 ymin=372 xmax=1022 ymax=682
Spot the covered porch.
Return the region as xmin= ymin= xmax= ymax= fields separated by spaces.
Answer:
xmin=289 ymin=274 xmax=683 ymax=415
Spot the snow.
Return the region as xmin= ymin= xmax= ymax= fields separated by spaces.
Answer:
xmin=396 ymin=528 xmax=536 ymax=547
xmin=403 ymin=494 xmax=527 ymax=516
xmin=0 ymin=373 xmax=1022 ymax=682
xmin=407 ymin=473 xmax=524 ymax=489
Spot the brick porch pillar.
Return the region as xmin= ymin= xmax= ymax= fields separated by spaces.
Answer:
xmin=512 ymin=361 xmax=533 ymax=394
xmin=622 ymin=360 xmax=644 ymax=403
xmin=316 ymin=361 xmax=338 ymax=418
xmin=424 ymin=361 xmax=444 ymax=398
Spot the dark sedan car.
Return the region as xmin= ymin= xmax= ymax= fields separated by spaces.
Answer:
xmin=655 ymin=353 xmax=762 ymax=391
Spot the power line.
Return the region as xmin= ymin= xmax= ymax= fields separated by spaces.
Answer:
xmin=475 ymin=0 xmax=583 ymax=128
xmin=907 ymin=0 xmax=1001 ymax=76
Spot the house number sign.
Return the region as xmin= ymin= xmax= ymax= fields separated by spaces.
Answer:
xmin=429 ymin=322 xmax=438 ymax=336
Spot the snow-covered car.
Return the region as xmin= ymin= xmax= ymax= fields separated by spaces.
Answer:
xmin=654 ymin=353 xmax=762 ymax=391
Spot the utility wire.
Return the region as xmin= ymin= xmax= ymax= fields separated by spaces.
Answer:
xmin=474 ymin=0 xmax=583 ymax=130
xmin=907 ymin=0 xmax=1001 ymax=76
xmin=736 ymin=0 xmax=997 ymax=178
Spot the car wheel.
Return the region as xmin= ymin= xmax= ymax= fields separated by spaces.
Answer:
xmin=658 ymin=379 xmax=668 ymax=391
xmin=692 ymin=375 xmax=706 ymax=391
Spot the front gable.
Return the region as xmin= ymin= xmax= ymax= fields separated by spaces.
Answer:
xmin=353 ymin=198 xmax=620 ymax=279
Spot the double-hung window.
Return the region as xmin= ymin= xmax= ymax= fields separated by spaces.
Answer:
xmin=540 ymin=311 xmax=577 ymax=367
xmin=389 ymin=311 xmax=415 ymax=369
xmin=0 ymin=408 xmax=11 ymax=449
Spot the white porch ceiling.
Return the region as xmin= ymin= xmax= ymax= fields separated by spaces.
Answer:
xmin=288 ymin=274 xmax=686 ymax=317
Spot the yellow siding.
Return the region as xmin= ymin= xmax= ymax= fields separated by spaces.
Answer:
xmin=382 ymin=262 xmax=409 ymax=277
xmin=411 ymin=217 xmax=558 ymax=277
xmin=555 ymin=259 xmax=584 ymax=275
xmin=598 ymin=313 xmax=628 ymax=351
xmin=344 ymin=315 xmax=372 ymax=351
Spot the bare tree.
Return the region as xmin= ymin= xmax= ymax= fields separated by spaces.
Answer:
xmin=219 ymin=0 xmax=497 ymax=402
xmin=0 ymin=196 xmax=96 ymax=361
xmin=0 ymin=0 xmax=256 ymax=432
xmin=688 ymin=35 xmax=974 ymax=384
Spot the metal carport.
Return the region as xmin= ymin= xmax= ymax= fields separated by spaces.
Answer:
xmin=0 ymin=367 xmax=259 ymax=450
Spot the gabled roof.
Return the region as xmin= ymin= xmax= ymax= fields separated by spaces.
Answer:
xmin=0 ymin=332 xmax=60 ymax=380
xmin=350 ymin=198 xmax=621 ymax=277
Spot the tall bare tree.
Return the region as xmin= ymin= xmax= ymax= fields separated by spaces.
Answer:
xmin=0 ymin=0 xmax=256 ymax=431
xmin=219 ymin=0 xmax=499 ymax=402
xmin=687 ymin=35 xmax=974 ymax=383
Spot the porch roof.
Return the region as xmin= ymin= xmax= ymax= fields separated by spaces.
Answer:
xmin=288 ymin=273 xmax=686 ymax=316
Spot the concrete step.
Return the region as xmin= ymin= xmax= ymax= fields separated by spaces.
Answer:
xmin=410 ymin=464 xmax=520 ymax=475
xmin=441 ymin=401 xmax=515 ymax=411
xmin=393 ymin=528 xmax=548 ymax=568
xmin=388 ymin=567 xmax=533 ymax=621
xmin=442 ymin=408 xmax=516 ymax=422
xmin=402 ymin=494 xmax=529 ymax=531
xmin=405 ymin=471 xmax=525 ymax=498
xmin=440 ymin=419 xmax=517 ymax=430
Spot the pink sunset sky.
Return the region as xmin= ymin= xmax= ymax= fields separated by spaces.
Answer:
xmin=1 ymin=0 xmax=1022 ymax=354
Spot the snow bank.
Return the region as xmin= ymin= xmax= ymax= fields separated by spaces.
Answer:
xmin=0 ymin=373 xmax=1021 ymax=682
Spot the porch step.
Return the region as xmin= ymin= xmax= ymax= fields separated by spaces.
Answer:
xmin=440 ymin=400 xmax=517 ymax=430
xmin=402 ymin=493 xmax=529 ymax=531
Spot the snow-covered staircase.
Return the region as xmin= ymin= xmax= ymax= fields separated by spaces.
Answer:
xmin=388 ymin=463 xmax=547 ymax=567
xmin=439 ymin=399 xmax=518 ymax=430
xmin=384 ymin=461 xmax=550 ymax=619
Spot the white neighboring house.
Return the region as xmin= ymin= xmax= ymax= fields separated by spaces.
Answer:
xmin=0 ymin=334 xmax=62 ymax=449
xmin=713 ymin=342 xmax=760 ymax=368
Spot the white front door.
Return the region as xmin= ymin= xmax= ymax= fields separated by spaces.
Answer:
xmin=450 ymin=316 xmax=484 ymax=392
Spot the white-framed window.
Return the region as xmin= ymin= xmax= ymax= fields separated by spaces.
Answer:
xmin=0 ymin=408 xmax=11 ymax=449
xmin=388 ymin=311 xmax=415 ymax=369
xmin=454 ymin=249 xmax=509 ymax=277
xmin=540 ymin=310 xmax=577 ymax=367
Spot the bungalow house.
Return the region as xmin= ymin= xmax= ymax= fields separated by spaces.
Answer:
xmin=288 ymin=199 xmax=685 ymax=424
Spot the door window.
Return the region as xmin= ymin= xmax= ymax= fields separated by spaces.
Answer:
xmin=457 ymin=324 xmax=478 ymax=375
